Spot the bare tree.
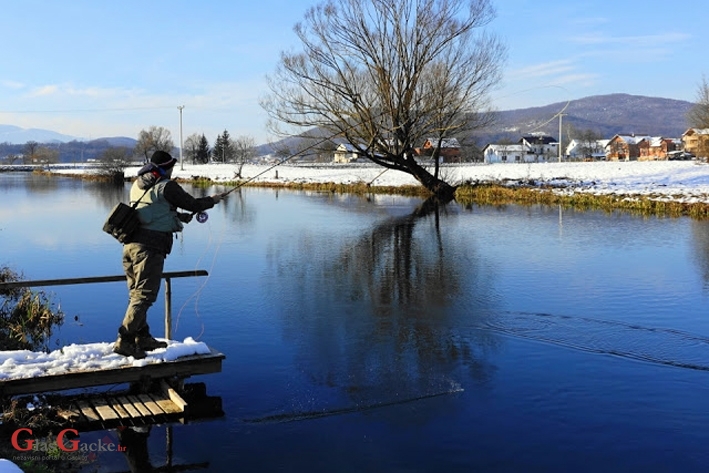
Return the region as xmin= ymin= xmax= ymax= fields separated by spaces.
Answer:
xmin=134 ymin=126 xmax=175 ymax=163
xmin=34 ymin=146 xmax=60 ymax=164
xmin=232 ymin=135 xmax=256 ymax=178
xmin=24 ymin=141 xmax=39 ymax=164
xmin=262 ymin=0 xmax=506 ymax=199
xmin=97 ymin=147 xmax=131 ymax=183
xmin=688 ymin=76 xmax=709 ymax=129
xmin=183 ymin=133 xmax=202 ymax=165
xmin=687 ymin=76 xmax=709 ymax=159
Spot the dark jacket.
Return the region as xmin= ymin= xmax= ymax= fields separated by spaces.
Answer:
xmin=129 ymin=163 xmax=216 ymax=255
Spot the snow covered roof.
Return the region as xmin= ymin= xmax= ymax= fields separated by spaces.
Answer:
xmin=424 ymin=138 xmax=460 ymax=148
xmin=484 ymin=143 xmax=526 ymax=153
xmin=610 ymin=134 xmax=652 ymax=145
xmin=683 ymin=128 xmax=709 ymax=136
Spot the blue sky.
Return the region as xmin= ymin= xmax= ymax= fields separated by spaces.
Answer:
xmin=0 ymin=0 xmax=705 ymax=145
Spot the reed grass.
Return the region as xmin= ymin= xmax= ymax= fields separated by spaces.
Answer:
xmin=455 ymin=184 xmax=709 ymax=220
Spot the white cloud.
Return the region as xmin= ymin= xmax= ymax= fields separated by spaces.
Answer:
xmin=1 ymin=80 xmax=25 ymax=89
xmin=29 ymin=85 xmax=59 ymax=97
xmin=507 ymin=60 xmax=576 ymax=80
xmin=571 ymin=32 xmax=690 ymax=47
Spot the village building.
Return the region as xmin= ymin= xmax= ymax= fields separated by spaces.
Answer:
xmin=482 ymin=133 xmax=558 ymax=163
xmin=565 ymin=139 xmax=609 ymax=161
xmin=605 ymin=134 xmax=652 ymax=161
xmin=636 ymin=136 xmax=678 ymax=160
xmin=415 ymin=137 xmax=461 ymax=163
xmin=333 ymin=143 xmax=364 ymax=163
xmin=681 ymin=128 xmax=709 ymax=157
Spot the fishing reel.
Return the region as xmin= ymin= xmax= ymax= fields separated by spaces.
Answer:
xmin=196 ymin=211 xmax=209 ymax=223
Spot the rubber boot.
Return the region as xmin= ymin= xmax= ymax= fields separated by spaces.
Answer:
xmin=136 ymin=328 xmax=168 ymax=351
xmin=113 ymin=330 xmax=147 ymax=359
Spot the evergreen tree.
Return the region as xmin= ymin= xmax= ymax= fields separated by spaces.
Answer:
xmin=212 ymin=130 xmax=234 ymax=163
xmin=197 ymin=134 xmax=210 ymax=164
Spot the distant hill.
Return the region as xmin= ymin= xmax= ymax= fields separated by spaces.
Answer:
xmin=1 ymin=94 xmax=694 ymax=160
xmin=262 ymin=93 xmax=695 ymax=155
xmin=0 ymin=124 xmax=79 ymax=144
xmin=473 ymin=93 xmax=693 ymax=145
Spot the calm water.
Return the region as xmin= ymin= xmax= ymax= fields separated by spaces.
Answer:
xmin=2 ymin=172 xmax=709 ymax=472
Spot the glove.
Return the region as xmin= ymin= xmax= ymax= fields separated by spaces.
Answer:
xmin=212 ymin=193 xmax=227 ymax=203
xmin=178 ymin=213 xmax=193 ymax=223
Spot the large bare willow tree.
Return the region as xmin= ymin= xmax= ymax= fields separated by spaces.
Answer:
xmin=262 ymin=0 xmax=506 ymax=198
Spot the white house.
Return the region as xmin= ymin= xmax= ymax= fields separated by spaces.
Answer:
xmin=483 ymin=133 xmax=559 ymax=163
xmin=333 ymin=143 xmax=363 ymax=163
xmin=566 ymin=139 xmax=610 ymax=160
xmin=482 ymin=143 xmax=527 ymax=163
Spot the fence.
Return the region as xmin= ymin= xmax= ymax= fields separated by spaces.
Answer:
xmin=0 ymin=270 xmax=208 ymax=339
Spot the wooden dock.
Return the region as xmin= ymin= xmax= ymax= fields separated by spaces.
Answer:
xmin=0 ymin=270 xmax=225 ymax=432
xmin=51 ymin=380 xmax=223 ymax=431
xmin=0 ymin=344 xmax=226 ymax=431
xmin=0 ymin=347 xmax=225 ymax=398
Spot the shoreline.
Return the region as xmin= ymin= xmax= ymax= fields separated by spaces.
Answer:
xmin=38 ymin=160 xmax=709 ymax=220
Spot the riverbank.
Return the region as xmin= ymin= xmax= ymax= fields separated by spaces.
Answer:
xmin=49 ymin=160 xmax=709 ymax=218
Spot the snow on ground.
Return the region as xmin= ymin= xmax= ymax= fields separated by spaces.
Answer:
xmin=0 ymin=338 xmax=210 ymax=381
xmin=109 ymin=160 xmax=709 ymax=204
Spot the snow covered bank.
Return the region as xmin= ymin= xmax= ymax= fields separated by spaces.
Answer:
xmin=52 ymin=160 xmax=709 ymax=204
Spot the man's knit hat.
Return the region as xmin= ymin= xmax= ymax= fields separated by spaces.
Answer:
xmin=150 ymin=150 xmax=177 ymax=169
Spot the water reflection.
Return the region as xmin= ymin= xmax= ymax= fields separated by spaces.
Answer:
xmin=691 ymin=220 xmax=709 ymax=289
xmin=267 ymin=196 xmax=499 ymax=418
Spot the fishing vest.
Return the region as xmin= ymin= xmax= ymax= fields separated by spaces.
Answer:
xmin=130 ymin=180 xmax=184 ymax=233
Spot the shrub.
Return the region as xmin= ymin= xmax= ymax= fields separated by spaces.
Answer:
xmin=0 ymin=266 xmax=64 ymax=352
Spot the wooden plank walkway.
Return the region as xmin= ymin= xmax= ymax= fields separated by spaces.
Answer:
xmin=55 ymin=391 xmax=188 ymax=430
xmin=41 ymin=380 xmax=224 ymax=431
xmin=0 ymin=347 xmax=225 ymax=397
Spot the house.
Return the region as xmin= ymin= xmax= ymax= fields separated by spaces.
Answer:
xmin=637 ymin=137 xmax=678 ymax=161
xmin=605 ymin=134 xmax=651 ymax=161
xmin=416 ymin=137 xmax=461 ymax=163
xmin=482 ymin=143 xmax=527 ymax=164
xmin=566 ymin=139 xmax=609 ymax=161
xmin=333 ymin=143 xmax=363 ymax=163
xmin=681 ymin=128 xmax=709 ymax=157
xmin=482 ymin=133 xmax=559 ymax=164
xmin=520 ymin=133 xmax=559 ymax=161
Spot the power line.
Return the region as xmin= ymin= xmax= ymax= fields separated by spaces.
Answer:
xmin=0 ymin=106 xmax=177 ymax=113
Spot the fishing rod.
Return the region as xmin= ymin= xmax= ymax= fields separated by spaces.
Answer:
xmin=194 ymin=116 xmax=384 ymax=223
xmin=192 ymin=134 xmax=330 ymax=223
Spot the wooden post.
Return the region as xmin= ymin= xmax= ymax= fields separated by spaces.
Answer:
xmin=164 ymin=278 xmax=172 ymax=340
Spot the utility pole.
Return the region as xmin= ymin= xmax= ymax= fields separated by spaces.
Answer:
xmin=558 ymin=112 xmax=565 ymax=162
xmin=178 ymin=105 xmax=185 ymax=170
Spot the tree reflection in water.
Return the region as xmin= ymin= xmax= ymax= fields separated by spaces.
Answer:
xmin=691 ymin=219 xmax=709 ymax=289
xmin=267 ymin=195 xmax=500 ymax=417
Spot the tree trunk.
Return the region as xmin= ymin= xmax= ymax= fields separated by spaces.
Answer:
xmin=404 ymin=157 xmax=457 ymax=199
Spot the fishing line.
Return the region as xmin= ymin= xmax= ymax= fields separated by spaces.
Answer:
xmin=173 ymin=209 xmax=228 ymax=341
xmin=172 ymin=226 xmax=213 ymax=339
xmin=242 ymin=386 xmax=464 ymax=424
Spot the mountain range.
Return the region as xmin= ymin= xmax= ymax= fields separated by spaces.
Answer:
xmin=0 ymin=93 xmax=695 ymax=152
xmin=476 ymin=93 xmax=694 ymax=145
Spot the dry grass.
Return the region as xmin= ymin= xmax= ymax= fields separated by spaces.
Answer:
xmin=455 ymin=184 xmax=709 ymax=220
xmin=42 ymin=170 xmax=709 ymax=220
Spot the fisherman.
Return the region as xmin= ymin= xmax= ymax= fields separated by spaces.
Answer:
xmin=114 ymin=150 xmax=224 ymax=359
